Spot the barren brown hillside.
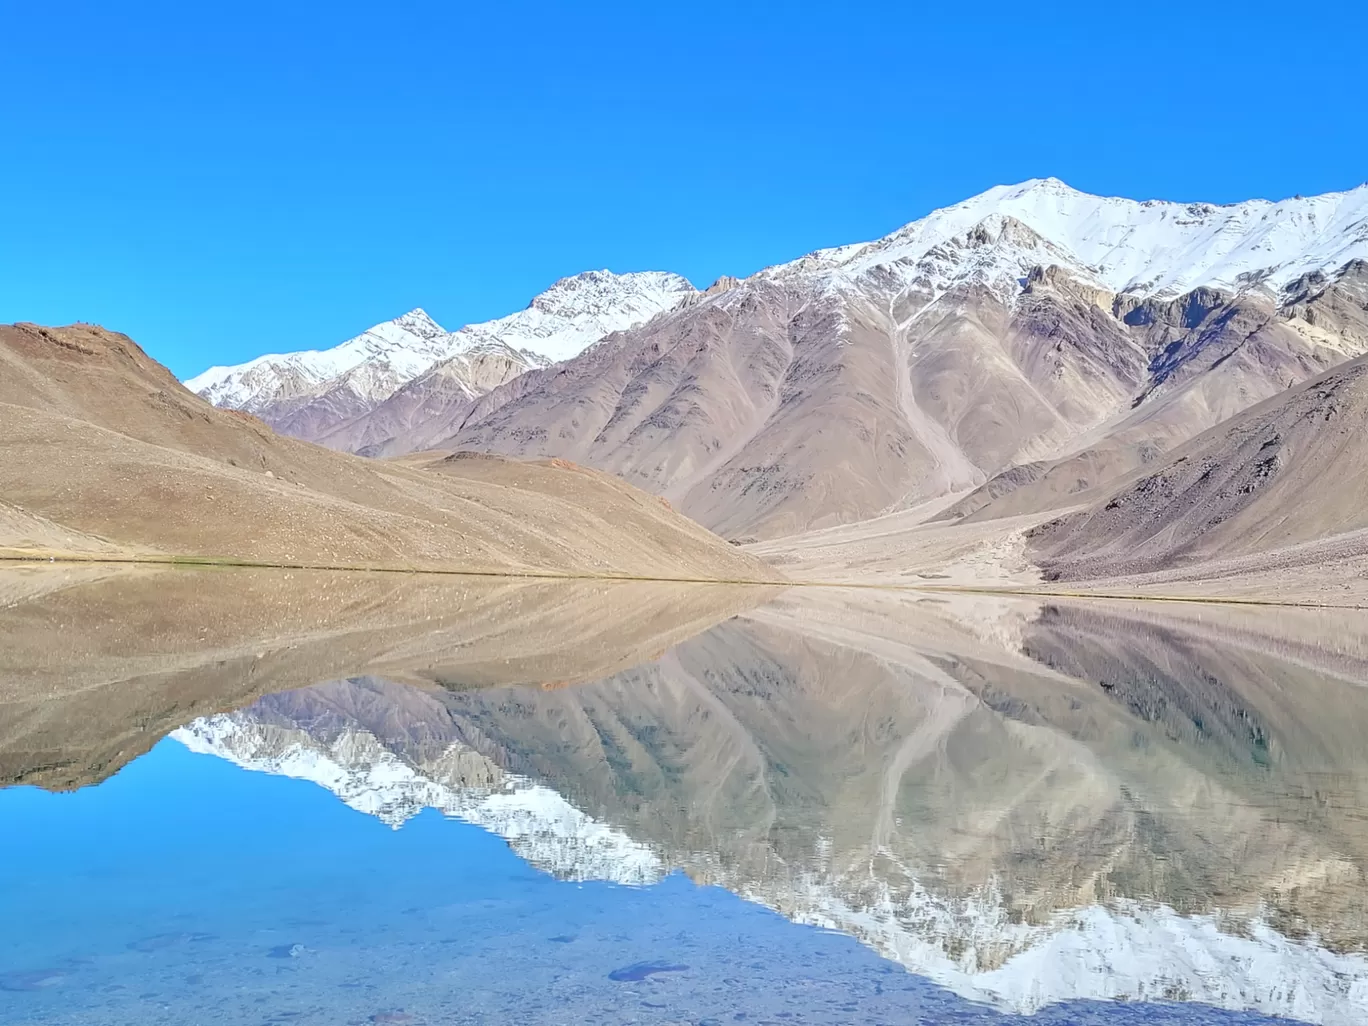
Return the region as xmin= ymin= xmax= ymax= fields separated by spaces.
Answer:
xmin=1029 ymin=352 xmax=1368 ymax=581
xmin=0 ymin=323 xmax=779 ymax=581
xmin=0 ymin=564 xmax=772 ymax=789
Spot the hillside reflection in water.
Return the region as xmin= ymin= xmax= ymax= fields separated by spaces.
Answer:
xmin=3 ymin=569 xmax=1368 ymax=1025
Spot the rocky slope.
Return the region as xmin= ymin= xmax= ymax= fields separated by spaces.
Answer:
xmin=406 ymin=180 xmax=1368 ymax=540
xmin=939 ymin=259 xmax=1368 ymax=524
xmin=1028 ymin=348 xmax=1368 ymax=581
xmin=0 ymin=321 xmax=777 ymax=581
xmin=311 ymin=344 xmax=535 ymax=455
xmin=185 ymin=271 xmax=697 ymax=442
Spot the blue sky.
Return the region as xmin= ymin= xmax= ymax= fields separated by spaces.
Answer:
xmin=2 ymin=0 xmax=1364 ymax=379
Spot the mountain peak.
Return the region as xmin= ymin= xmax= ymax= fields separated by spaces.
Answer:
xmin=465 ymin=269 xmax=696 ymax=362
xmin=1003 ymin=176 xmax=1076 ymax=196
xmin=184 ymin=267 xmax=699 ymax=426
xmin=782 ymin=178 xmax=1368 ymax=302
xmin=187 ymin=178 xmax=1368 ymax=447
xmin=528 ymin=270 xmax=696 ymax=320
xmin=391 ymin=307 xmax=446 ymax=335
xmin=184 ymin=307 xmax=467 ymax=410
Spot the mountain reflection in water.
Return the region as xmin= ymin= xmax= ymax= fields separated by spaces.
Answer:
xmin=3 ymin=568 xmax=1368 ymax=1025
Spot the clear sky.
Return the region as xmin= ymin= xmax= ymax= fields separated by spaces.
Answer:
xmin=3 ymin=0 xmax=1365 ymax=379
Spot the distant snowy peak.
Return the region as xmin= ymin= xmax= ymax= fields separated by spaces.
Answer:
xmin=185 ymin=307 xmax=460 ymax=411
xmin=780 ymin=177 xmax=1368 ymax=301
xmin=184 ymin=271 xmax=697 ymax=413
xmin=529 ymin=269 xmax=696 ymax=319
xmin=444 ymin=269 xmax=697 ymax=365
xmin=184 ymin=181 xmax=1368 ymax=416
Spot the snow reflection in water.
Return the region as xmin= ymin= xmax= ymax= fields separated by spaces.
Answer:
xmin=5 ymin=591 xmax=1368 ymax=1025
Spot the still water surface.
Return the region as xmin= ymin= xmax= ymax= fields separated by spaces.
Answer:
xmin=4 ymin=568 xmax=1368 ymax=1025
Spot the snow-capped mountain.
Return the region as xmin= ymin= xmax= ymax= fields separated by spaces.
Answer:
xmin=434 ymin=179 xmax=1368 ymax=539
xmin=182 ymin=179 xmax=1368 ymax=510
xmin=171 ymin=693 xmax=1368 ymax=1025
xmin=439 ymin=268 xmax=697 ymax=364
xmin=774 ymin=873 xmax=1368 ymax=1020
xmin=772 ymin=176 xmax=1368 ymax=300
xmin=182 ymin=270 xmax=698 ymax=440
xmin=186 ymin=308 xmax=457 ymax=412
xmin=189 ymin=181 xmax=1368 ymax=418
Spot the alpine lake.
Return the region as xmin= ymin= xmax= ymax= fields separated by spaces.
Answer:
xmin=4 ymin=564 xmax=1368 ymax=1026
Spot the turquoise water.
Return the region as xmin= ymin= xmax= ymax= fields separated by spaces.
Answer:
xmin=6 ymin=574 xmax=1368 ymax=1025
xmin=0 ymin=737 xmax=1331 ymax=1025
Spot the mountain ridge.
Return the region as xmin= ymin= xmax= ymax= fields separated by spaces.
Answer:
xmin=179 ymin=178 xmax=1368 ymax=565
xmin=775 ymin=177 xmax=1368 ymax=299
xmin=424 ymin=188 xmax=1368 ymax=540
xmin=191 ymin=178 xmax=1368 ymax=437
xmin=184 ymin=270 xmax=698 ymax=441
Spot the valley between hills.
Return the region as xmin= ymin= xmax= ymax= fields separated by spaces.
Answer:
xmin=4 ymin=178 xmax=1368 ymax=605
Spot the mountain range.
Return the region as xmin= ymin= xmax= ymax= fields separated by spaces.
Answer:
xmin=183 ymin=178 xmax=1368 ymax=594
xmin=12 ymin=175 xmax=1368 ymax=1023
xmin=185 ymin=270 xmax=698 ymax=444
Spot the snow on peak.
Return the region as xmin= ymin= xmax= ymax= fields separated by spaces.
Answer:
xmin=388 ymin=307 xmax=448 ymax=340
xmin=529 ymin=269 xmax=695 ymax=317
xmin=184 ymin=271 xmax=697 ymax=412
xmin=778 ymin=178 xmax=1368 ymax=302
xmin=184 ymin=307 xmax=463 ymax=411
xmin=448 ymin=269 xmax=697 ymax=364
xmin=182 ymin=181 xmax=1368 ymax=415
xmin=767 ymin=869 xmax=1368 ymax=1024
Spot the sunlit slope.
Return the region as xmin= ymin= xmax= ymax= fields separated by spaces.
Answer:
xmin=0 ymin=322 xmax=779 ymax=581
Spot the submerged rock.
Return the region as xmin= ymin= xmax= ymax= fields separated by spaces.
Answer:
xmin=127 ymin=931 xmax=214 ymax=952
xmin=0 ymin=968 xmax=69 ymax=991
xmin=608 ymin=961 xmax=690 ymax=982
